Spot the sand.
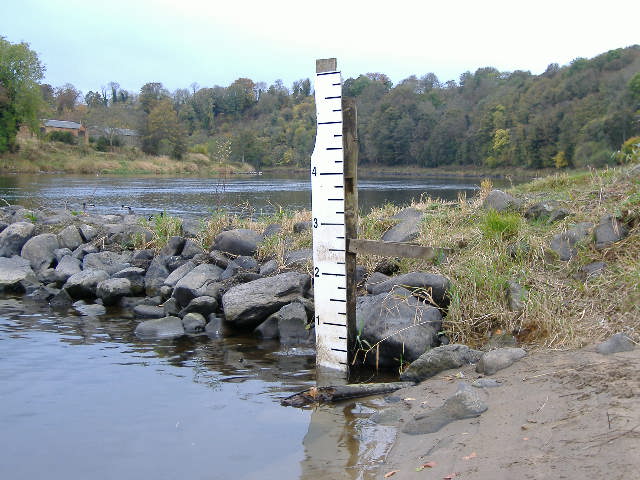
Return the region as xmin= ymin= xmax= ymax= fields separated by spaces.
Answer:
xmin=375 ymin=345 xmax=640 ymax=480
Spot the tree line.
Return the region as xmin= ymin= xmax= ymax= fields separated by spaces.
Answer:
xmin=2 ymin=35 xmax=639 ymax=169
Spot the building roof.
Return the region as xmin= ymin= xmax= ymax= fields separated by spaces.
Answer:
xmin=43 ymin=119 xmax=83 ymax=129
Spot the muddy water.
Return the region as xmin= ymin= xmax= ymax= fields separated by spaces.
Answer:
xmin=0 ymin=298 xmax=397 ymax=480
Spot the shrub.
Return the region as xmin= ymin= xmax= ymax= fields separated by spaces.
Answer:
xmin=47 ymin=131 xmax=76 ymax=145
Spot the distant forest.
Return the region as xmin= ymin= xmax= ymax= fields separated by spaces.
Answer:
xmin=27 ymin=45 xmax=640 ymax=169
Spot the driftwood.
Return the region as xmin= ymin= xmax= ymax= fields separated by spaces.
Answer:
xmin=281 ymin=382 xmax=413 ymax=407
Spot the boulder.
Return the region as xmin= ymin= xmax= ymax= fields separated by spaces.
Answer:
xmin=96 ymin=278 xmax=132 ymax=305
xmin=259 ymin=259 xmax=278 ymax=276
xmin=222 ymin=271 xmax=311 ymax=329
xmin=400 ymin=344 xmax=483 ymax=383
xmin=182 ymin=312 xmax=206 ymax=333
xmin=263 ymin=223 xmax=282 ymax=238
xmin=550 ymin=222 xmax=594 ymax=261
xmin=162 ymin=297 xmax=180 ymax=317
xmin=57 ymin=225 xmax=84 ymax=250
xmin=366 ymin=271 xmax=450 ymax=308
xmin=179 ymin=295 xmax=218 ymax=317
xmin=365 ymin=271 xmax=389 ymax=292
xmin=392 ymin=207 xmax=423 ymax=221
xmin=212 ymin=228 xmax=262 ymax=256
xmin=112 ymin=267 xmax=146 ymax=295
xmin=0 ymin=256 xmax=38 ymax=292
xmin=293 ymin=221 xmax=312 ymax=234
xmin=134 ymin=316 xmax=185 ymax=339
xmin=482 ymin=189 xmax=522 ymax=212
xmin=172 ymin=263 xmax=224 ymax=307
xmin=21 ymin=233 xmax=59 ymax=272
xmin=209 ymin=250 xmax=232 ymax=268
xmin=54 ymin=255 xmax=82 ymax=281
xmin=54 ymin=248 xmax=73 ymax=262
xmin=576 ymin=261 xmax=607 ymax=281
xmin=180 ymin=239 xmax=203 ymax=259
xmin=163 ymin=260 xmax=195 ymax=287
xmin=476 ymin=347 xmax=527 ymax=375
xmin=108 ymin=224 xmax=153 ymax=246
xmin=205 ymin=315 xmax=227 ymax=338
xmin=234 ymin=255 xmax=258 ymax=270
xmin=381 ymin=220 xmax=421 ymax=243
xmin=133 ymin=304 xmax=165 ymax=319
xmin=277 ymin=302 xmax=314 ymax=345
xmin=594 ymin=214 xmax=628 ymax=250
xmin=0 ymin=222 xmax=35 ymax=257
xmin=283 ymin=248 xmax=312 ymax=268
xmin=144 ymin=255 xmax=170 ymax=296
xmin=596 ymin=333 xmax=635 ymax=355
xmin=374 ymin=258 xmax=400 ymax=276
xmin=78 ymin=224 xmax=98 ymax=242
xmin=82 ymin=251 xmax=131 ymax=275
xmin=254 ymin=316 xmax=280 ymax=339
xmin=63 ymin=269 xmax=109 ymax=298
xmin=356 ymin=287 xmax=442 ymax=368
xmin=72 ymin=300 xmax=106 ymax=317
xmin=72 ymin=243 xmax=99 ymax=260
xmin=49 ymin=289 xmax=73 ymax=310
xmin=506 ymin=281 xmax=527 ymax=312
xmin=131 ymin=249 xmax=155 ymax=270
xmin=159 ymin=236 xmax=185 ymax=256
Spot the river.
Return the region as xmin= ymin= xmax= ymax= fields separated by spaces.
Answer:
xmin=0 ymin=173 xmax=512 ymax=217
xmin=0 ymin=173 xmax=508 ymax=479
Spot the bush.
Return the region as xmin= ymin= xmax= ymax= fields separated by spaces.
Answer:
xmin=47 ymin=131 xmax=76 ymax=145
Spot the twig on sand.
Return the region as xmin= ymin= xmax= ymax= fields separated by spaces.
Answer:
xmin=582 ymin=424 xmax=640 ymax=450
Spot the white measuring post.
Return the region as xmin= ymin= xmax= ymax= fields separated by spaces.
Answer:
xmin=311 ymin=58 xmax=355 ymax=373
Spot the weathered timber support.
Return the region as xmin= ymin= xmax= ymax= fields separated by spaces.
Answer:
xmin=281 ymin=381 xmax=412 ymax=408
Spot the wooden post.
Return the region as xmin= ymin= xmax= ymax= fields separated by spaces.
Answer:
xmin=342 ymin=97 xmax=358 ymax=369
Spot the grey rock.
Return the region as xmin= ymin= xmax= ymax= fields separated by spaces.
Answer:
xmin=222 ymin=272 xmax=311 ymax=329
xmin=548 ymin=208 xmax=571 ymax=223
xmin=366 ymin=271 xmax=450 ymax=308
xmin=263 ymin=223 xmax=281 ymax=237
xmin=259 ymin=259 xmax=278 ymax=276
xmin=277 ymin=302 xmax=314 ymax=345
xmin=235 ymin=255 xmax=258 ymax=270
xmin=355 ymin=265 xmax=366 ymax=285
xmin=108 ymin=224 xmax=153 ymax=247
xmin=162 ymin=297 xmax=180 ymax=316
xmin=403 ymin=383 xmax=488 ymax=434
xmin=365 ymin=271 xmax=389 ymax=292
xmin=26 ymin=285 xmax=58 ymax=302
xmin=53 ymin=248 xmax=73 ymax=262
xmin=131 ymin=249 xmax=155 ymax=270
xmin=212 ymin=228 xmax=262 ymax=256
xmin=78 ymin=224 xmax=98 ymax=242
xmin=400 ymin=344 xmax=483 ymax=383
xmin=484 ymin=333 xmax=518 ymax=350
xmin=507 ymin=241 xmax=530 ymax=259
xmin=576 ymin=261 xmax=607 ymax=281
xmin=471 ymin=378 xmax=503 ymax=388
xmin=180 ymin=239 xmax=203 ymax=259
xmin=172 ymin=263 xmax=224 ymax=307
xmin=63 ymin=269 xmax=110 ymax=298
xmin=159 ymin=236 xmax=185 ymax=256
xmin=83 ymin=251 xmax=131 ymax=275
xmin=0 ymin=256 xmax=37 ymax=292
xmin=392 ymin=207 xmax=423 ymax=221
xmin=209 ymin=250 xmax=232 ymax=268
xmin=283 ymin=248 xmax=312 ymax=268
xmin=476 ymin=347 xmax=527 ymax=375
xmin=144 ymin=255 xmax=170 ymax=296
xmin=182 ymin=312 xmax=206 ymax=333
xmin=118 ymin=296 xmax=151 ymax=310
xmin=220 ymin=261 xmax=239 ymax=280
xmin=524 ymin=202 xmax=555 ymax=220
xmin=180 ymin=218 xmax=199 ymax=237
xmin=57 ymin=225 xmax=84 ymax=250
xmin=21 ymin=233 xmax=59 ymax=272
xmin=72 ymin=300 xmax=106 ymax=317
xmin=165 ymin=255 xmax=187 ymax=272
xmin=133 ymin=304 xmax=165 ymax=319
xmin=135 ymin=316 xmax=185 ymax=339
xmin=205 ymin=315 xmax=226 ymax=337
xmin=0 ymin=222 xmax=35 ymax=257
xmin=49 ymin=289 xmax=73 ymax=310
xmin=596 ymin=333 xmax=635 ymax=355
xmin=506 ymin=281 xmax=527 ymax=312
xmin=356 ymin=287 xmax=442 ymax=368
xmin=112 ymin=267 xmax=146 ymax=295
xmin=179 ymin=295 xmax=218 ymax=317
xmin=163 ymin=260 xmax=195 ymax=287
xmin=293 ymin=221 xmax=312 ymax=234
xmin=483 ymin=190 xmax=522 ymax=212
xmin=550 ymin=222 xmax=594 ymax=261
xmin=254 ymin=316 xmax=279 ymax=339
xmin=96 ymin=278 xmax=132 ymax=306
xmin=381 ymin=219 xmax=421 ymax=243
xmin=72 ymin=243 xmax=99 ymax=260
xmin=54 ymin=255 xmax=82 ymax=281
xmin=594 ymin=214 xmax=628 ymax=250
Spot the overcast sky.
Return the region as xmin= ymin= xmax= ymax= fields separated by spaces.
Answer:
xmin=3 ymin=0 xmax=639 ymax=95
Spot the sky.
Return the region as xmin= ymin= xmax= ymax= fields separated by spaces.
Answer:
xmin=3 ymin=0 xmax=639 ymax=96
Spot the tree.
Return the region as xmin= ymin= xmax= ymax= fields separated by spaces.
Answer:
xmin=142 ymin=99 xmax=186 ymax=159
xmin=0 ymin=37 xmax=44 ymax=153
xmin=139 ymin=82 xmax=169 ymax=114
xmin=54 ymin=83 xmax=81 ymax=114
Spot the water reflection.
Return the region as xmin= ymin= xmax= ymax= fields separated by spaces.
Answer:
xmin=0 ymin=300 xmax=398 ymax=479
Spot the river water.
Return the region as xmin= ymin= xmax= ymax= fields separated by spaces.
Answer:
xmin=0 ymin=173 xmax=508 ymax=479
xmin=0 ymin=173 xmax=510 ymax=217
